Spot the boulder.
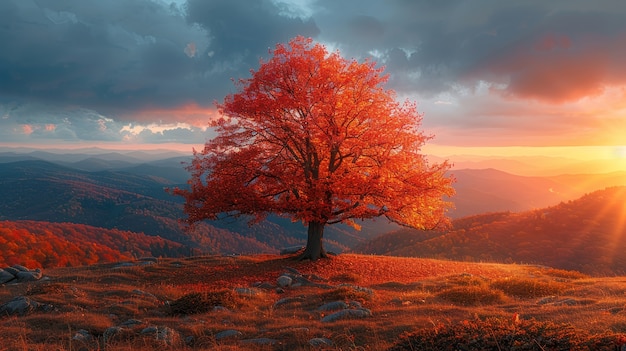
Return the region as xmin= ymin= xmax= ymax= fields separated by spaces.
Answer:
xmin=321 ymin=308 xmax=372 ymax=323
xmin=11 ymin=264 xmax=29 ymax=272
xmin=309 ymin=337 xmax=334 ymax=346
xmin=277 ymin=275 xmax=292 ymax=288
xmin=215 ymin=329 xmax=242 ymax=340
xmin=2 ymin=267 xmax=20 ymax=276
xmin=316 ymin=301 xmax=348 ymax=312
xmin=16 ymin=269 xmax=42 ymax=282
xmin=0 ymin=269 xmax=15 ymax=284
xmin=0 ymin=296 xmax=40 ymax=316
xmin=0 ymin=266 xmax=43 ymax=284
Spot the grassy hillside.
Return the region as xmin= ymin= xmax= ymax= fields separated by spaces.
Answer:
xmin=357 ymin=186 xmax=626 ymax=276
xmin=2 ymin=254 xmax=626 ymax=350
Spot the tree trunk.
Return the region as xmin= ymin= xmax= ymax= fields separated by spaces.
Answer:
xmin=297 ymin=221 xmax=328 ymax=261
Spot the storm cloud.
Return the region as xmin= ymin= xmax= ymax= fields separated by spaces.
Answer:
xmin=1 ymin=0 xmax=625 ymax=147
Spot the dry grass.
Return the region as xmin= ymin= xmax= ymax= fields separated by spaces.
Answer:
xmin=1 ymin=254 xmax=626 ymax=350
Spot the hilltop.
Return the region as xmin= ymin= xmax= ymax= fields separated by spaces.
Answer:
xmin=356 ymin=186 xmax=626 ymax=276
xmin=2 ymin=254 xmax=626 ymax=350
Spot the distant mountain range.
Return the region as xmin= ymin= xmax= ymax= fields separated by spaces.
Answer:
xmin=1 ymin=148 xmax=625 ymax=272
xmin=355 ymin=186 xmax=626 ymax=275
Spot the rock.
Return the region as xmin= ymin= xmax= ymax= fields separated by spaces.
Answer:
xmin=11 ymin=264 xmax=29 ymax=272
xmin=274 ymin=296 xmax=305 ymax=308
xmin=316 ymin=301 xmax=348 ymax=312
xmin=215 ymin=329 xmax=242 ymax=340
xmin=138 ymin=257 xmax=158 ymax=263
xmin=537 ymin=296 xmax=558 ymax=305
xmin=141 ymin=326 xmax=158 ymax=334
xmin=0 ymin=269 xmax=15 ymax=284
xmin=349 ymin=301 xmax=362 ymax=309
xmin=280 ymin=246 xmax=304 ymax=255
xmin=72 ymin=329 xmax=92 ymax=342
xmin=3 ymin=267 xmax=19 ymax=276
xmin=0 ymin=296 xmax=40 ymax=316
xmin=309 ymin=337 xmax=334 ymax=346
xmin=321 ymin=308 xmax=372 ymax=323
xmin=277 ymin=275 xmax=293 ymax=288
xmin=16 ymin=270 xmax=42 ymax=282
xmin=113 ymin=262 xmax=135 ymax=269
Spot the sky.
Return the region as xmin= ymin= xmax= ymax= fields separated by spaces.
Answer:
xmin=1 ymin=0 xmax=625 ymax=163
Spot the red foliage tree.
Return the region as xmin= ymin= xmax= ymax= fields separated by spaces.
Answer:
xmin=174 ymin=37 xmax=454 ymax=260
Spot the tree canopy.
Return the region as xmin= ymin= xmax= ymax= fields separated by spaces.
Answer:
xmin=174 ymin=36 xmax=454 ymax=260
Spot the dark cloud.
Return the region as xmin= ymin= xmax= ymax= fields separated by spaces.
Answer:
xmin=1 ymin=0 xmax=626 ymax=147
xmin=0 ymin=0 xmax=208 ymax=118
xmin=313 ymin=0 xmax=626 ymax=101
xmin=185 ymin=0 xmax=319 ymax=68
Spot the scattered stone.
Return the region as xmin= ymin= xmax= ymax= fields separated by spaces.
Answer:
xmin=0 ymin=265 xmax=44 ymax=284
xmin=277 ymin=275 xmax=293 ymax=288
xmin=321 ymin=308 xmax=372 ymax=323
xmin=274 ymin=296 xmax=305 ymax=308
xmin=0 ymin=296 xmax=41 ymax=316
xmin=16 ymin=270 xmax=42 ymax=282
xmin=0 ymin=270 xmax=15 ymax=284
xmin=215 ymin=329 xmax=243 ymax=340
xmin=553 ymin=298 xmax=578 ymax=306
xmin=72 ymin=329 xmax=92 ymax=342
xmin=113 ymin=262 xmax=135 ymax=269
xmin=537 ymin=296 xmax=558 ymax=305
xmin=141 ymin=326 xmax=158 ymax=334
xmin=317 ymin=301 xmax=349 ymax=312
xmin=11 ymin=264 xmax=29 ymax=272
xmin=351 ymin=301 xmax=364 ymax=309
xmin=309 ymin=337 xmax=334 ymax=346
xmin=3 ymin=267 xmax=20 ymax=276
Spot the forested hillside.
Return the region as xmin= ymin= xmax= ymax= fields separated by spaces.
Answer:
xmin=356 ymin=187 xmax=626 ymax=275
xmin=0 ymin=220 xmax=192 ymax=268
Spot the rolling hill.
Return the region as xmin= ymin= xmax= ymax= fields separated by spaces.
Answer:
xmin=1 ymin=150 xmax=625 ymax=260
xmin=0 ymin=159 xmax=356 ymax=255
xmin=356 ymin=186 xmax=626 ymax=275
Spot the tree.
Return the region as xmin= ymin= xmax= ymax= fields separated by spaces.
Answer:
xmin=174 ymin=36 xmax=454 ymax=260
